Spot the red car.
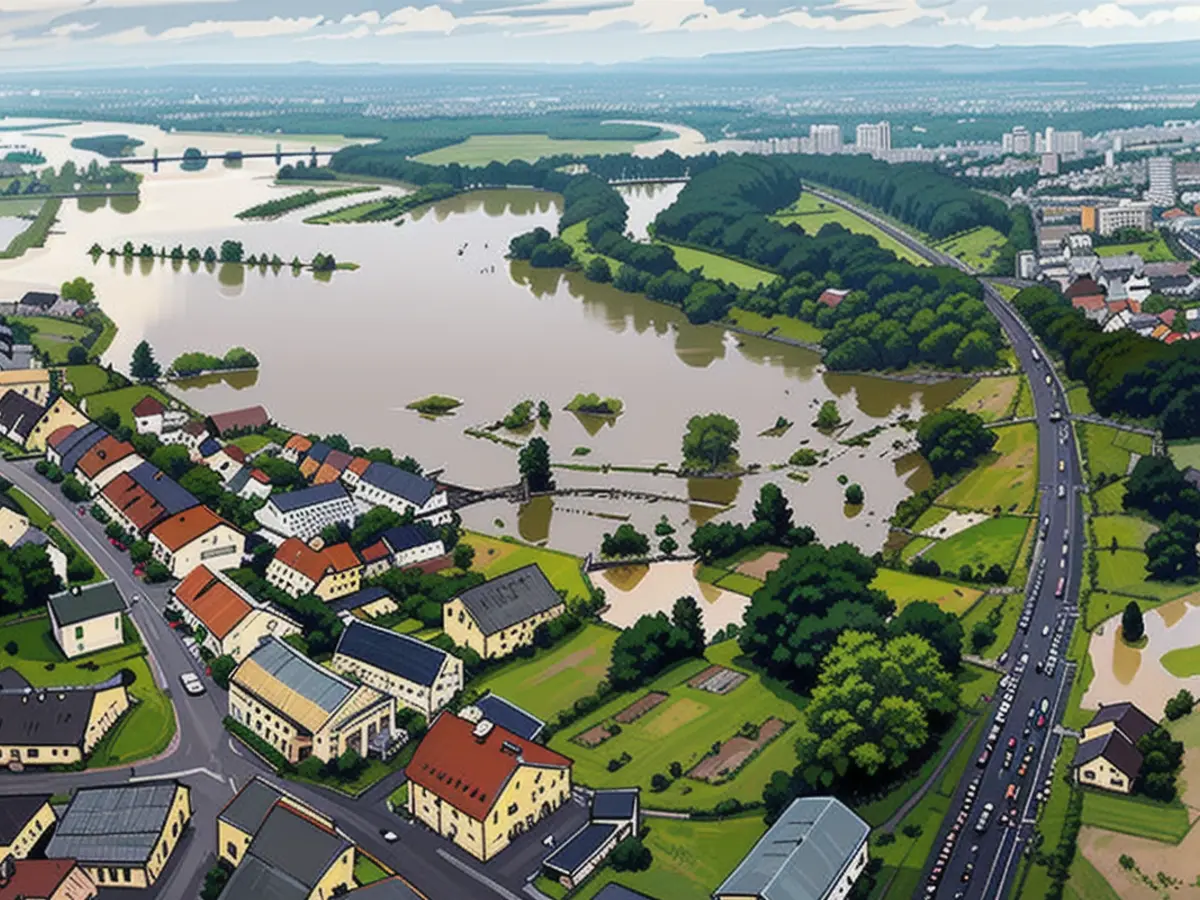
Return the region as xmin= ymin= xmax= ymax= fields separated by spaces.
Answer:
xmin=133 ymin=565 xmax=145 ymax=577
xmin=113 ymin=541 xmax=127 ymax=552
xmin=1036 ymin=714 xmax=1046 ymax=729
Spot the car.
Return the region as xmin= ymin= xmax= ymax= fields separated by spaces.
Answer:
xmin=380 ymin=829 xmax=399 ymax=843
xmin=179 ymin=672 xmax=205 ymax=696
xmin=977 ymin=748 xmax=991 ymax=768
xmin=1050 ymin=409 xmax=1063 ymax=422
xmin=998 ymin=651 xmax=1009 ymax=667
xmin=1007 ymin=736 xmax=1018 ymax=749
xmin=1037 ymin=714 xmax=1046 ymax=728
xmin=1017 ymin=762 xmax=1029 ymax=777
xmin=962 ymin=862 xmax=975 ymax=882
xmin=1058 ymin=459 xmax=1065 ymax=472
xmin=1035 ymin=660 xmax=1044 ymax=673
xmin=113 ymin=541 xmax=126 ymax=552
xmin=1040 ymin=697 xmax=1050 ymax=713
xmin=77 ymin=505 xmax=87 ymax=517
xmin=1042 ymin=624 xmax=1051 ymax=637
xmin=1057 ymin=484 xmax=1066 ymax=498
xmin=1044 ymin=374 xmax=1052 ymax=385
xmin=1005 ymin=783 xmax=1018 ymax=801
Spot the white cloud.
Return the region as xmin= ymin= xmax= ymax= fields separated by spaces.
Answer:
xmin=340 ymin=10 xmax=381 ymax=25
xmin=962 ymin=5 xmax=1074 ymax=32
xmin=47 ymin=21 xmax=99 ymax=37
xmin=377 ymin=5 xmax=462 ymax=34
xmin=103 ymin=14 xmax=323 ymax=43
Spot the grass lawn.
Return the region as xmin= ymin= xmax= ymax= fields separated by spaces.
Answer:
xmin=462 ymin=531 xmax=592 ymax=601
xmin=949 ymin=376 xmax=1020 ymax=423
xmin=471 ymin=623 xmax=618 ymax=720
xmin=389 ymin=618 xmax=425 ymax=635
xmin=546 ymin=640 xmax=806 ymax=811
xmin=1067 ymin=386 xmax=1095 ymax=416
xmin=710 ymin=571 xmax=764 ymax=597
xmin=304 ymin=199 xmax=397 ymax=224
xmin=0 ymin=616 xmax=175 ymax=766
xmin=664 ymin=242 xmax=774 ymax=289
xmin=911 ymin=505 xmax=953 ymax=534
xmin=959 ymin=594 xmax=1021 ymax=659
xmin=900 ymin=535 xmax=934 ymax=563
xmin=934 ymin=226 xmax=1007 ymax=271
xmin=560 ymin=220 xmax=619 ymax=270
xmin=1079 ymin=423 xmax=1152 ymax=483
xmin=1095 ymin=548 xmax=1196 ymax=602
xmin=1015 ymin=378 xmax=1035 ymax=418
xmin=7 ymin=486 xmax=53 ymax=529
xmin=229 ymin=433 xmax=273 ymax=454
xmin=1008 ymin=514 xmax=1039 ymax=587
xmin=1092 ymin=515 xmax=1157 ymax=551
xmin=354 ymin=855 xmax=390 ymax=886
xmin=1160 ymin=644 xmax=1200 ymax=678
xmin=1064 ymin=854 xmax=1123 ymax=900
xmin=871 ymin=568 xmax=982 ymax=616
xmin=1019 ymin=737 xmax=1079 ymax=898
xmin=387 ymin=782 xmax=408 ymax=812
xmin=923 ymin=516 xmax=1032 ymax=578
xmin=1083 ymin=592 xmax=1165 ymax=632
xmin=937 ymin=423 xmax=1038 ymax=513
xmin=1168 ymin=439 xmax=1200 ymax=471
xmin=1095 ymin=237 xmax=1178 ymax=263
xmin=83 ymin=386 xmax=182 ymax=429
xmin=569 ymin=814 xmax=767 ymax=900
xmin=14 ymin=315 xmax=91 ymax=364
xmin=1092 ymin=481 xmax=1128 ymax=515
xmin=1079 ymin=790 xmax=1192 ymax=843
xmin=724 ymin=309 xmax=826 ymax=344
xmin=771 ymin=193 xmax=925 ymax=265
xmin=414 ymin=133 xmax=648 ymax=166
xmin=991 ymin=282 xmax=1020 ymax=301
xmin=62 ymin=364 xmax=124 ymax=397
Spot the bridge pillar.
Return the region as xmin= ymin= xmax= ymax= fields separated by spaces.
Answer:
xmin=275 ymin=143 xmax=282 ymax=166
xmin=152 ymin=148 xmax=158 ymax=174
xmin=310 ymin=146 xmax=318 ymax=168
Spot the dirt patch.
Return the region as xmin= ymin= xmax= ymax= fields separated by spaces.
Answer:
xmin=602 ymin=565 xmax=649 ymax=593
xmin=1078 ymin=825 xmax=1200 ymax=900
xmin=614 ymin=691 xmax=668 ymax=724
xmin=573 ymin=724 xmax=614 ymax=748
xmin=688 ymin=665 xmax=748 ymax=695
xmin=641 ymin=698 xmax=709 ymax=738
xmin=688 ymin=718 xmax=787 ymax=783
xmin=920 ymin=510 xmax=988 ymax=540
xmin=529 ymin=647 xmax=597 ymax=687
xmin=736 ymin=550 xmax=786 ymax=581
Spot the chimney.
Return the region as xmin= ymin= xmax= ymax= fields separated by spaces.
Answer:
xmin=473 ymin=720 xmax=494 ymax=743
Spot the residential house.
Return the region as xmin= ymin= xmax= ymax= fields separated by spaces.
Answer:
xmin=817 ymin=288 xmax=850 ymax=309
xmin=45 ymin=781 xmax=192 ymax=890
xmin=148 ymin=505 xmax=244 ymax=577
xmin=131 ymin=395 xmax=188 ymax=436
xmin=206 ymin=405 xmax=270 ymax=438
xmin=358 ymin=540 xmax=393 ymax=579
xmin=0 ymin=858 xmax=97 ymax=900
xmin=202 ymin=443 xmax=248 ymax=485
xmin=543 ymin=789 xmax=640 ymax=890
xmin=1065 ymin=276 xmax=1108 ymax=322
xmin=354 ymin=463 xmax=449 ymax=523
xmin=16 ymin=291 xmax=57 ymax=314
xmin=0 ymin=506 xmax=67 ymax=583
xmin=713 ymin=797 xmax=870 ymax=900
xmin=228 ymin=466 xmax=272 ymax=502
xmin=217 ymin=801 xmax=354 ymax=900
xmin=332 ymin=621 xmax=463 ymax=718
xmin=73 ymin=435 xmax=139 ymax=496
xmin=46 ymin=423 xmax=102 ymax=470
xmin=407 ymin=711 xmax=573 ymax=862
xmin=98 ymin=463 xmax=199 ymax=539
xmin=254 ymin=483 xmax=357 ymax=542
xmin=228 ymin=636 xmax=395 ymax=764
xmin=0 ymin=391 xmax=45 ymax=446
xmin=47 ymin=582 xmax=125 ymax=659
xmin=169 ymin=565 xmax=300 ymax=663
xmin=313 ymin=449 xmax=353 ymax=486
xmin=442 ymin=564 xmax=566 ymax=659
xmin=298 ymin=442 xmax=332 ymax=481
xmin=25 ymin=397 xmax=88 ymax=453
xmin=327 ymin=587 xmax=399 ymax=622
xmin=344 ymin=878 xmax=425 ymax=899
xmin=0 ymin=669 xmax=130 ymax=767
xmin=0 ymin=369 xmax=50 ymax=404
xmin=265 ymin=538 xmax=362 ymax=601
xmin=0 ymin=794 xmax=54 ymax=860
xmin=160 ymin=419 xmax=209 ymax=452
xmin=1072 ymin=701 xmax=1158 ymax=794
xmin=280 ymin=434 xmax=312 ymax=464
xmin=379 ymin=523 xmax=446 ymax=568
xmin=470 ymin=693 xmax=545 ymax=741
xmin=216 ymin=776 xmax=335 ymax=867
xmin=341 ymin=457 xmax=372 ymax=489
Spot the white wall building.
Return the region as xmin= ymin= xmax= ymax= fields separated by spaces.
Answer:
xmin=855 ymin=122 xmax=891 ymax=153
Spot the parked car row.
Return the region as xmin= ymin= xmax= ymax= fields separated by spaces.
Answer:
xmin=926 ymin=776 xmax=984 ymax=896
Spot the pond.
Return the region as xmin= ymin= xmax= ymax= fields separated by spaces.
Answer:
xmin=0 ymin=122 xmax=967 ymax=556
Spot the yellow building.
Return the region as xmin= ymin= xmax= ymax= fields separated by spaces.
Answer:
xmin=442 ymin=564 xmax=566 ymax=659
xmin=229 ymin=636 xmax=395 ymax=764
xmin=331 ymin=620 xmax=463 ymax=719
xmin=0 ymin=794 xmax=55 ymax=860
xmin=0 ymin=859 xmax=98 ymax=900
xmin=1080 ymin=205 xmax=1098 ymax=233
xmin=0 ymin=669 xmax=130 ymax=767
xmin=147 ymin=505 xmax=245 ymax=578
xmin=25 ymin=397 xmax=88 ymax=452
xmin=1072 ymin=701 xmax=1158 ymax=795
xmin=45 ymin=781 xmax=192 ymax=890
xmin=216 ymin=777 xmax=334 ymax=867
xmin=407 ymin=711 xmax=572 ymax=862
xmin=169 ymin=565 xmax=300 ymax=663
xmin=264 ymin=538 xmax=362 ymax=601
xmin=47 ymin=582 xmax=125 ymax=660
xmin=0 ymin=368 xmax=49 ymax=404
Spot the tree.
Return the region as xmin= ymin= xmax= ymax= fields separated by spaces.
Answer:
xmin=1144 ymin=512 xmax=1200 ymax=581
xmin=601 ymin=524 xmax=650 ymax=559
xmin=210 ymin=655 xmax=236 ymax=689
xmin=10 ymin=544 xmax=61 ymax=606
xmin=916 ymin=409 xmax=998 ymax=477
xmin=219 ymin=240 xmax=244 ymax=264
xmin=453 ymin=543 xmax=475 ymax=570
xmin=143 ymin=560 xmax=170 ymax=583
xmin=179 ymin=467 xmax=224 ymax=506
xmin=255 ymin=455 xmax=306 ymax=490
xmin=150 ymin=444 xmax=193 ymax=480
xmin=349 ymin=506 xmax=403 ymax=550
xmin=681 ymin=413 xmax=740 ymax=471
xmin=1165 ymin=689 xmax=1195 ymax=721
xmin=60 ymin=276 xmax=95 ymax=303
xmin=1122 ymin=601 xmax=1145 ymax=643
xmin=659 ymin=535 xmax=679 ymax=556
xmin=671 ymin=596 xmax=706 ymax=655
xmin=200 ymin=862 xmax=232 ymax=900
xmin=336 ymin=747 xmax=364 ymax=777
xmin=889 ymin=601 xmax=964 ymax=671
xmin=1135 ymin=727 xmax=1184 ymax=801
xmin=970 ymin=621 xmax=997 ymax=654
xmin=753 ymin=483 xmax=794 ymax=543
xmin=608 ymin=611 xmax=701 ymax=690
xmin=66 ymin=345 xmax=87 ymax=365
xmin=815 ymin=400 xmax=841 ymax=430
xmin=609 ymin=835 xmax=652 ymax=872
xmin=585 ymin=256 xmax=612 ymax=283
xmin=844 ymin=483 xmax=864 ymax=505
xmin=518 ymin=436 xmax=554 ymax=492
xmin=202 ymin=246 xmax=217 ymax=264
xmin=128 ymin=541 xmax=153 ymax=564
xmin=60 ymin=476 xmax=89 ymax=503
xmin=130 ymin=340 xmax=161 ymax=382
xmin=537 ymin=400 xmax=552 ymax=425
xmin=1124 ymin=456 xmax=1200 ymax=521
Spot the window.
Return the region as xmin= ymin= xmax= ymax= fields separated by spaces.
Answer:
xmin=172 ymin=822 xmax=178 ymax=837
xmin=108 ymin=868 xmax=118 ymax=882
xmin=508 ymin=803 xmax=518 ymax=815
xmin=1084 ymin=770 xmax=1096 ymax=780
xmin=123 ymin=869 xmax=131 ymax=882
xmin=227 ymin=842 xmax=238 ymax=860
xmin=97 ymin=869 xmax=105 ymax=883
xmin=74 ymin=625 xmax=84 ymax=639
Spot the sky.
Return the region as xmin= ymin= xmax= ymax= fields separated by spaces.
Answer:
xmin=2 ymin=0 xmax=1200 ymax=68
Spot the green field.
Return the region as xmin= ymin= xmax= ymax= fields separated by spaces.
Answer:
xmin=1092 ymin=481 xmax=1128 ymax=514
xmin=7 ymin=486 xmax=54 ymax=529
xmin=1095 ymin=548 xmax=1196 ymax=601
xmin=900 ymin=535 xmax=934 ymax=562
xmin=871 ymin=568 xmax=982 ymax=616
xmin=923 ymin=516 xmax=1033 ymax=578
xmin=990 ymin=282 xmax=1020 ymax=301
xmin=568 ymin=814 xmax=767 ymax=900
xmin=1083 ymin=592 xmax=1163 ymax=632
xmin=353 ymin=856 xmax=390 ymax=886
xmin=13 ymin=315 xmax=92 ymax=364
xmin=471 ymin=623 xmax=618 ymax=720
xmin=1064 ymin=855 xmax=1124 ymax=900
xmin=938 ymin=423 xmax=1038 ymax=513
xmin=462 ymin=532 xmax=592 ymax=601
xmin=949 ymin=376 xmax=1020 ymax=423
xmin=63 ymin=364 xmax=123 ymax=397
xmin=1168 ymin=439 xmax=1200 ymax=471
xmin=1161 ymin=644 xmax=1200 ymax=678
xmin=1018 ymin=737 xmax=1079 ymax=898
xmin=710 ymin=571 xmax=765 ymax=597
xmin=1095 ymin=237 xmax=1178 ymax=263
xmin=547 ymin=640 xmax=806 ymax=810
xmin=1079 ymin=423 xmax=1152 ymax=483
xmin=934 ymin=226 xmax=1007 ymax=271
xmin=1067 ymin=386 xmax=1095 ymax=416
xmin=1092 ymin=515 xmax=1157 ymax=551
xmin=83 ymin=385 xmax=185 ymax=429
xmin=229 ymin=433 xmax=274 ymax=454
xmin=1079 ymin=790 xmax=1192 ymax=843
xmin=771 ymin=193 xmax=925 ymax=265
xmin=414 ymin=133 xmax=654 ymax=166
xmin=724 ymin=309 xmax=825 ymax=344
xmin=0 ymin=616 xmax=175 ymax=766
xmin=664 ymin=242 xmax=775 ymax=289
xmin=959 ymin=594 xmax=1021 ymax=659
xmin=911 ymin=505 xmax=953 ymax=534
xmin=304 ymin=198 xmax=399 ymax=224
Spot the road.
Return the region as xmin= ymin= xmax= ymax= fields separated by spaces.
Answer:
xmin=809 ymin=188 xmax=1086 ymax=900
xmin=0 ymin=458 xmax=585 ymax=900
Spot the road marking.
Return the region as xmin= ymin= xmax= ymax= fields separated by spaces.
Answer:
xmin=228 ymin=776 xmax=237 ymax=794
xmin=436 ymin=849 xmax=525 ymax=900
xmin=130 ymin=766 xmax=225 ymax=785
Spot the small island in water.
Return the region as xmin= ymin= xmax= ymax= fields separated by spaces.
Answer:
xmin=406 ymin=395 xmax=463 ymax=416
xmin=565 ymin=392 xmax=624 ymax=417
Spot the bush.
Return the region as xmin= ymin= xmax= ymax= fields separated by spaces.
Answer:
xmin=1165 ymin=689 xmax=1196 ymax=721
xmin=901 ymin=822 xmax=923 ymax=839
xmin=609 ymin=835 xmax=652 ymax=872
xmin=60 ymin=476 xmax=89 ymax=503
xmin=297 ymin=756 xmax=323 ymax=779
xmin=209 ymin=655 xmax=236 ymax=690
xmin=66 ymin=555 xmax=95 ymax=582
xmin=223 ymin=716 xmax=290 ymax=773
xmin=3 ymin=640 xmax=16 ymax=655
xmin=1119 ymin=854 xmax=1136 ymax=871
xmin=650 ymin=773 xmax=670 ymax=792
xmin=143 ymin=560 xmax=170 ymax=583
xmin=876 ymin=831 xmax=896 ymax=846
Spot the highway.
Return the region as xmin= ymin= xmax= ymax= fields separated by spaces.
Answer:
xmin=808 ymin=188 xmax=1087 ymax=900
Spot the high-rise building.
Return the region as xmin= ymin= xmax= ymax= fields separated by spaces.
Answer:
xmin=1147 ymin=156 xmax=1177 ymax=206
xmin=1003 ymin=126 xmax=1032 ymax=155
xmin=1097 ymin=201 xmax=1153 ymax=236
xmin=1105 ymin=149 xmax=1116 ymax=169
xmin=1052 ymin=130 xmax=1084 ymax=155
xmin=809 ymin=124 xmax=843 ymax=154
xmin=855 ymin=121 xmax=891 ymax=153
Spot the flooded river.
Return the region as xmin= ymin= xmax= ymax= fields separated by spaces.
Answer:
xmin=0 ymin=121 xmax=967 ymax=556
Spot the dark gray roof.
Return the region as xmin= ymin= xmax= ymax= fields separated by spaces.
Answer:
xmin=20 ymin=291 xmax=57 ymax=308
xmin=593 ymin=886 xmax=658 ymax=900
xmin=268 ymin=482 xmax=351 ymax=514
xmin=0 ymin=390 xmax=45 ymax=440
xmin=327 ymin=587 xmax=393 ymax=615
xmin=592 ymin=789 xmax=638 ymax=823
xmin=346 ymin=878 xmax=425 ymax=899
xmin=0 ymin=683 xmax=102 ymax=747
xmin=218 ymin=777 xmax=284 ymax=834
xmin=1073 ymin=731 xmax=1144 ymax=780
xmin=360 ymin=463 xmax=437 ymax=506
xmin=240 ymin=637 xmax=354 ymax=714
xmin=474 ymin=693 xmax=544 ymax=741
xmin=48 ymin=580 xmax=125 ymax=627
xmin=0 ymin=667 xmax=31 ymax=690
xmin=246 ymin=803 xmax=352 ymax=890
xmin=543 ymin=823 xmax=619 ymax=878
xmin=12 ymin=526 xmax=50 ymax=552
xmin=0 ymin=793 xmax=51 ymax=843
xmin=1088 ymin=702 xmax=1158 ymax=744
xmin=305 ymin=442 xmax=332 ymax=465
xmin=227 ymin=466 xmax=252 ymax=494
xmin=57 ymin=423 xmax=105 ymax=474
xmin=46 ymin=781 xmax=182 ymax=865
xmin=714 ymin=797 xmax=869 ymax=900
xmin=380 ymin=523 xmax=440 ymax=554
xmin=334 ymin=621 xmax=449 ymax=688
xmin=456 ymin=564 xmax=563 ymax=636
xmin=219 ymin=853 xmax=309 ymax=900
xmin=127 ymin=462 xmax=199 ymax=515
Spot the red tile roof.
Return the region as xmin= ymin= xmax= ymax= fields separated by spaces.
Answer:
xmin=408 ymin=713 xmax=571 ymax=820
xmin=284 ymin=434 xmax=312 ymax=455
xmin=1070 ymin=294 xmax=1107 ymax=313
xmin=818 ymin=288 xmax=850 ymax=308
xmin=1159 ymin=309 xmax=1178 ymax=326
xmin=322 ymin=542 xmax=361 ymax=574
xmin=182 ymin=420 xmax=209 ymax=436
xmin=224 ymin=444 xmax=247 ymax=463
xmin=360 ymin=540 xmax=390 ymax=564
xmin=273 ymin=538 xmax=331 ymax=584
xmin=151 ymin=505 xmax=232 ymax=552
xmin=46 ymin=424 xmax=77 ymax=449
xmin=312 ymin=463 xmax=341 ymax=486
xmin=76 ymin=435 xmax=136 ymax=479
xmin=1065 ymin=276 xmax=1105 ymax=299
xmin=347 ymin=457 xmax=372 ymax=477
xmin=208 ymin=406 xmax=269 ymax=436
xmin=101 ymin=473 xmax=168 ymax=533
xmin=172 ymin=565 xmax=251 ymax=639
xmin=132 ymin=395 xmax=165 ymax=418
xmin=250 ymin=468 xmax=271 ymax=484
xmin=1165 ymin=332 xmax=1186 ymax=344
xmin=0 ymin=859 xmax=81 ymax=900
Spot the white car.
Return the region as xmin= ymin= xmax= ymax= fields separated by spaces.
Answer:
xmin=179 ymin=672 xmax=205 ymax=696
xmin=379 ymin=829 xmax=399 ymax=843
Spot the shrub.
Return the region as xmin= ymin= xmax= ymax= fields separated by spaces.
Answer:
xmin=1165 ymin=689 xmax=1196 ymax=721
xmin=1119 ymin=855 xmax=1136 ymax=871
xmin=901 ymin=823 xmax=923 ymax=839
xmin=66 ymin=556 xmax=95 ymax=582
xmin=876 ymin=832 xmax=896 ymax=846
xmin=650 ymin=773 xmax=670 ymax=792
xmin=609 ymin=835 xmax=652 ymax=872
xmin=3 ymin=640 xmax=16 ymax=655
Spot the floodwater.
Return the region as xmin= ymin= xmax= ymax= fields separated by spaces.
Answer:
xmin=599 ymin=561 xmax=746 ymax=639
xmin=0 ymin=121 xmax=967 ymax=556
